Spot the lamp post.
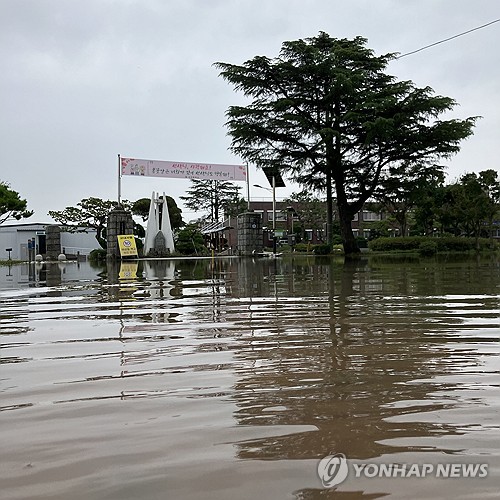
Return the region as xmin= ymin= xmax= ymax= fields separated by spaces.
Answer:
xmin=254 ymin=181 xmax=277 ymax=254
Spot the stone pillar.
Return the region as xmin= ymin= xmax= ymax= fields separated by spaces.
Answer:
xmin=45 ymin=225 xmax=61 ymax=261
xmin=237 ymin=212 xmax=263 ymax=256
xmin=106 ymin=206 xmax=135 ymax=260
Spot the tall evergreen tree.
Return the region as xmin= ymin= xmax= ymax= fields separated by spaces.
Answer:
xmin=181 ymin=179 xmax=242 ymax=223
xmin=216 ymin=32 xmax=476 ymax=253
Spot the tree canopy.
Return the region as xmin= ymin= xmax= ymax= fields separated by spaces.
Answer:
xmin=216 ymin=32 xmax=477 ymax=253
xmin=284 ymin=190 xmax=327 ymax=241
xmin=375 ymin=162 xmax=445 ymax=237
xmin=131 ymin=196 xmax=184 ymax=230
xmin=49 ymin=196 xmax=185 ymax=250
xmin=436 ymin=170 xmax=500 ymax=242
xmin=175 ymin=224 xmax=207 ymax=255
xmin=48 ymin=197 xmax=121 ymax=248
xmin=0 ymin=182 xmax=33 ymax=225
xmin=181 ymin=179 xmax=242 ymax=223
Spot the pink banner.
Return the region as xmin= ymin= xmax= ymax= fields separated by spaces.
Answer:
xmin=121 ymin=157 xmax=247 ymax=182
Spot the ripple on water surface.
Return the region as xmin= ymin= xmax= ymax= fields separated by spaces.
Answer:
xmin=0 ymin=256 xmax=499 ymax=499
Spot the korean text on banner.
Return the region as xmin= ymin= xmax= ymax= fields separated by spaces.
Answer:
xmin=117 ymin=235 xmax=138 ymax=258
xmin=121 ymin=157 xmax=247 ymax=182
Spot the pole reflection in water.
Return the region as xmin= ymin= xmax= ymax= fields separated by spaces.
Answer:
xmin=0 ymin=255 xmax=499 ymax=499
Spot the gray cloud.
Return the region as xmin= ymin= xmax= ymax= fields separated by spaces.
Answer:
xmin=1 ymin=0 xmax=498 ymax=221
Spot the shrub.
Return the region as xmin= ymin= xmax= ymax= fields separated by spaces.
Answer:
xmin=368 ymin=237 xmax=423 ymax=252
xmin=314 ymin=243 xmax=332 ymax=255
xmin=175 ymin=224 xmax=208 ymax=255
xmin=418 ymin=240 xmax=438 ymax=256
xmin=294 ymin=243 xmax=312 ymax=253
xmin=369 ymin=236 xmax=497 ymax=253
xmin=356 ymin=237 xmax=368 ymax=248
xmin=89 ymin=248 xmax=107 ymax=263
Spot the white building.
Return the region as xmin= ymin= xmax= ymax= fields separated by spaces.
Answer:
xmin=0 ymin=223 xmax=99 ymax=260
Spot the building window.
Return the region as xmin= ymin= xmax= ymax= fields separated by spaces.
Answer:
xmin=362 ymin=211 xmax=381 ymax=221
xmin=267 ymin=211 xmax=287 ymax=222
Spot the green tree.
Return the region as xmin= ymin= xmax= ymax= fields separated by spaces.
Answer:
xmin=413 ymin=182 xmax=445 ymax=236
xmin=181 ymin=179 xmax=242 ymax=223
xmin=476 ymin=169 xmax=500 ymax=241
xmin=284 ymin=190 xmax=327 ymax=241
xmin=375 ymin=162 xmax=445 ymax=237
xmin=0 ymin=182 xmax=33 ymax=224
xmin=460 ymin=175 xmax=490 ymax=241
xmin=221 ymin=194 xmax=247 ymax=219
xmin=131 ymin=196 xmax=184 ymax=230
xmin=216 ymin=32 xmax=476 ymax=254
xmin=452 ymin=171 xmax=500 ymax=245
xmin=434 ymin=183 xmax=463 ymax=236
xmin=175 ymin=224 xmax=207 ymax=255
xmin=49 ymin=198 xmax=128 ymax=249
xmin=429 ymin=170 xmax=500 ymax=244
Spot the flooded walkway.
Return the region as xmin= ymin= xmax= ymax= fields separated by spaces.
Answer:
xmin=1 ymin=255 xmax=499 ymax=499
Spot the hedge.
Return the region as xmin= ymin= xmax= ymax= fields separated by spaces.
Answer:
xmin=368 ymin=236 xmax=497 ymax=253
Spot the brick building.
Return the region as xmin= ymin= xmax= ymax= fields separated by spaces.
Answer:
xmin=219 ymin=201 xmax=386 ymax=251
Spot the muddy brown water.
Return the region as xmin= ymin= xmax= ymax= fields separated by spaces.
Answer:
xmin=1 ymin=255 xmax=499 ymax=499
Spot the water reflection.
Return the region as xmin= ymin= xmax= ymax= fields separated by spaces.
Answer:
xmin=231 ymin=258 xmax=479 ymax=461
xmin=0 ymin=255 xmax=499 ymax=499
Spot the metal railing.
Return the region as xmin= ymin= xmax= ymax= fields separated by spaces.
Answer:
xmin=61 ymin=246 xmax=95 ymax=256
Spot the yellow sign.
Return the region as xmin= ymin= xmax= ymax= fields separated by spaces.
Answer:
xmin=117 ymin=235 xmax=138 ymax=257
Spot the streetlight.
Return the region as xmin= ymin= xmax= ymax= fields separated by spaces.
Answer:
xmin=254 ymin=182 xmax=277 ymax=254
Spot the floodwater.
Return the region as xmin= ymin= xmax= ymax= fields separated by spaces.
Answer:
xmin=1 ymin=255 xmax=499 ymax=500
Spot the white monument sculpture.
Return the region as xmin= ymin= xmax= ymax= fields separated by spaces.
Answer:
xmin=144 ymin=192 xmax=175 ymax=256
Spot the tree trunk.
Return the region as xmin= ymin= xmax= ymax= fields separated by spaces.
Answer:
xmin=95 ymin=227 xmax=106 ymax=249
xmin=326 ymin=171 xmax=333 ymax=245
xmin=397 ymin=210 xmax=408 ymax=237
xmin=400 ymin=219 xmax=407 ymax=237
xmin=334 ymin=173 xmax=360 ymax=255
xmin=338 ymin=208 xmax=360 ymax=254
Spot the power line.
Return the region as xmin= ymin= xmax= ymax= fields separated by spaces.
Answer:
xmin=396 ymin=18 xmax=500 ymax=59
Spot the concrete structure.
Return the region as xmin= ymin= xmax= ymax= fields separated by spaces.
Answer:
xmin=237 ymin=212 xmax=263 ymax=256
xmin=226 ymin=201 xmax=389 ymax=249
xmin=144 ymin=192 xmax=175 ymax=257
xmin=106 ymin=206 xmax=135 ymax=260
xmin=45 ymin=225 xmax=61 ymax=261
xmin=0 ymin=223 xmax=98 ymax=261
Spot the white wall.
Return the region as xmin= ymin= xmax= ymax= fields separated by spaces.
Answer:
xmin=60 ymin=230 xmax=99 ymax=255
xmin=0 ymin=224 xmax=99 ymax=260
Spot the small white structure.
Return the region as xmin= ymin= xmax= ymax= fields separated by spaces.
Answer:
xmin=0 ymin=223 xmax=99 ymax=260
xmin=144 ymin=192 xmax=175 ymax=256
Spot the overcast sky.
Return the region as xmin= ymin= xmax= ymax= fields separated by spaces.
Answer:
xmin=1 ymin=0 xmax=499 ymax=223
